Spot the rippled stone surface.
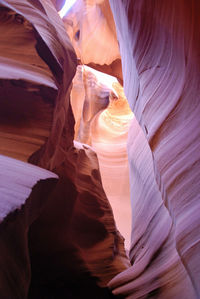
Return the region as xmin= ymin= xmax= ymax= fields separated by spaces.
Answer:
xmin=0 ymin=1 xmax=129 ymax=297
xmin=71 ymin=66 xmax=133 ymax=249
xmin=108 ymin=0 xmax=200 ymax=297
xmin=1 ymin=0 xmax=200 ymax=297
xmin=64 ymin=0 xmax=200 ymax=297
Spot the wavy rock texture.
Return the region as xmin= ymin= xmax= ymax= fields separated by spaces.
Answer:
xmin=62 ymin=0 xmax=123 ymax=83
xmin=0 ymin=156 xmax=59 ymax=299
xmin=0 ymin=155 xmax=58 ymax=222
xmin=108 ymin=0 xmax=200 ymax=297
xmin=71 ymin=66 xmax=133 ymax=249
xmin=0 ymin=0 xmax=129 ymax=297
xmin=62 ymin=0 xmax=120 ymax=65
xmin=64 ymin=0 xmax=200 ymax=297
xmin=2 ymin=0 xmax=200 ymax=297
xmin=0 ymin=5 xmax=57 ymax=161
xmin=28 ymin=140 xmax=130 ymax=298
xmin=72 ymin=65 xmax=111 ymax=145
xmin=91 ymin=83 xmax=133 ymax=250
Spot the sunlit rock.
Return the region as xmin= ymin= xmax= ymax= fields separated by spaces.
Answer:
xmin=71 ymin=65 xmax=133 ymax=249
xmin=91 ymin=82 xmax=133 ymax=250
xmin=0 ymin=1 xmax=129 ymax=297
xmin=76 ymin=66 xmax=111 ymax=145
xmin=62 ymin=0 xmax=120 ymax=65
xmin=108 ymin=0 xmax=200 ymax=297
xmin=0 ymin=155 xmax=58 ymax=222
xmin=62 ymin=0 xmax=123 ymax=83
xmin=1 ymin=0 xmax=200 ymax=297
xmin=64 ymin=0 xmax=200 ymax=297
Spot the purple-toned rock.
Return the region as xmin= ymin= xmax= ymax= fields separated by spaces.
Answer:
xmin=0 ymin=1 xmax=129 ymax=297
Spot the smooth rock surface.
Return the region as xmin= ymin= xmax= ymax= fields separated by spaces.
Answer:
xmin=0 ymin=0 xmax=130 ymax=297
xmin=65 ymin=0 xmax=200 ymax=297
xmin=109 ymin=0 xmax=200 ymax=297
xmin=71 ymin=66 xmax=133 ymax=249
xmin=62 ymin=0 xmax=120 ymax=66
xmin=1 ymin=0 xmax=200 ymax=297
xmin=0 ymin=155 xmax=58 ymax=222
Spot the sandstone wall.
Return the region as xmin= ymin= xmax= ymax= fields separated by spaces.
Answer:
xmin=0 ymin=1 xmax=129 ymax=297
xmin=109 ymin=0 xmax=200 ymax=297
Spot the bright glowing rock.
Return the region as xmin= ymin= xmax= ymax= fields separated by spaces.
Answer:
xmin=71 ymin=65 xmax=133 ymax=249
xmin=0 ymin=1 xmax=129 ymax=297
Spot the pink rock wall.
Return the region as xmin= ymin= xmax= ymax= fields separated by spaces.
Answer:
xmin=1 ymin=0 xmax=200 ymax=297
xmin=64 ymin=0 xmax=200 ymax=295
xmin=109 ymin=0 xmax=200 ymax=297
xmin=0 ymin=0 xmax=129 ymax=297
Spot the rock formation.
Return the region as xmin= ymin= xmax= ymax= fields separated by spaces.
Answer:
xmin=0 ymin=1 xmax=129 ymax=298
xmin=71 ymin=66 xmax=133 ymax=249
xmin=108 ymin=1 xmax=200 ymax=297
xmin=0 ymin=0 xmax=200 ymax=298
xmin=62 ymin=0 xmax=123 ymax=83
xmin=63 ymin=0 xmax=200 ymax=297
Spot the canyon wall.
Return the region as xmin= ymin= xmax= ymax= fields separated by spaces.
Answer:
xmin=0 ymin=1 xmax=129 ymax=297
xmin=109 ymin=0 xmax=200 ymax=297
xmin=1 ymin=0 xmax=200 ymax=297
xmin=63 ymin=0 xmax=200 ymax=297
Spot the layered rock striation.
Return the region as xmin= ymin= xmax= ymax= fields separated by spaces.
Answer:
xmin=108 ymin=0 xmax=200 ymax=297
xmin=64 ymin=0 xmax=200 ymax=297
xmin=71 ymin=66 xmax=133 ymax=249
xmin=1 ymin=0 xmax=200 ymax=298
xmin=0 ymin=0 xmax=129 ymax=297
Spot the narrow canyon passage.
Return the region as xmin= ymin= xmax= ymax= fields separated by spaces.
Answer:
xmin=61 ymin=0 xmax=200 ymax=297
xmin=71 ymin=65 xmax=133 ymax=249
xmin=0 ymin=2 xmax=130 ymax=298
xmin=0 ymin=0 xmax=200 ymax=298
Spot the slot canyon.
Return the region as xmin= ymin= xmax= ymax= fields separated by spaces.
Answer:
xmin=0 ymin=0 xmax=199 ymax=298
